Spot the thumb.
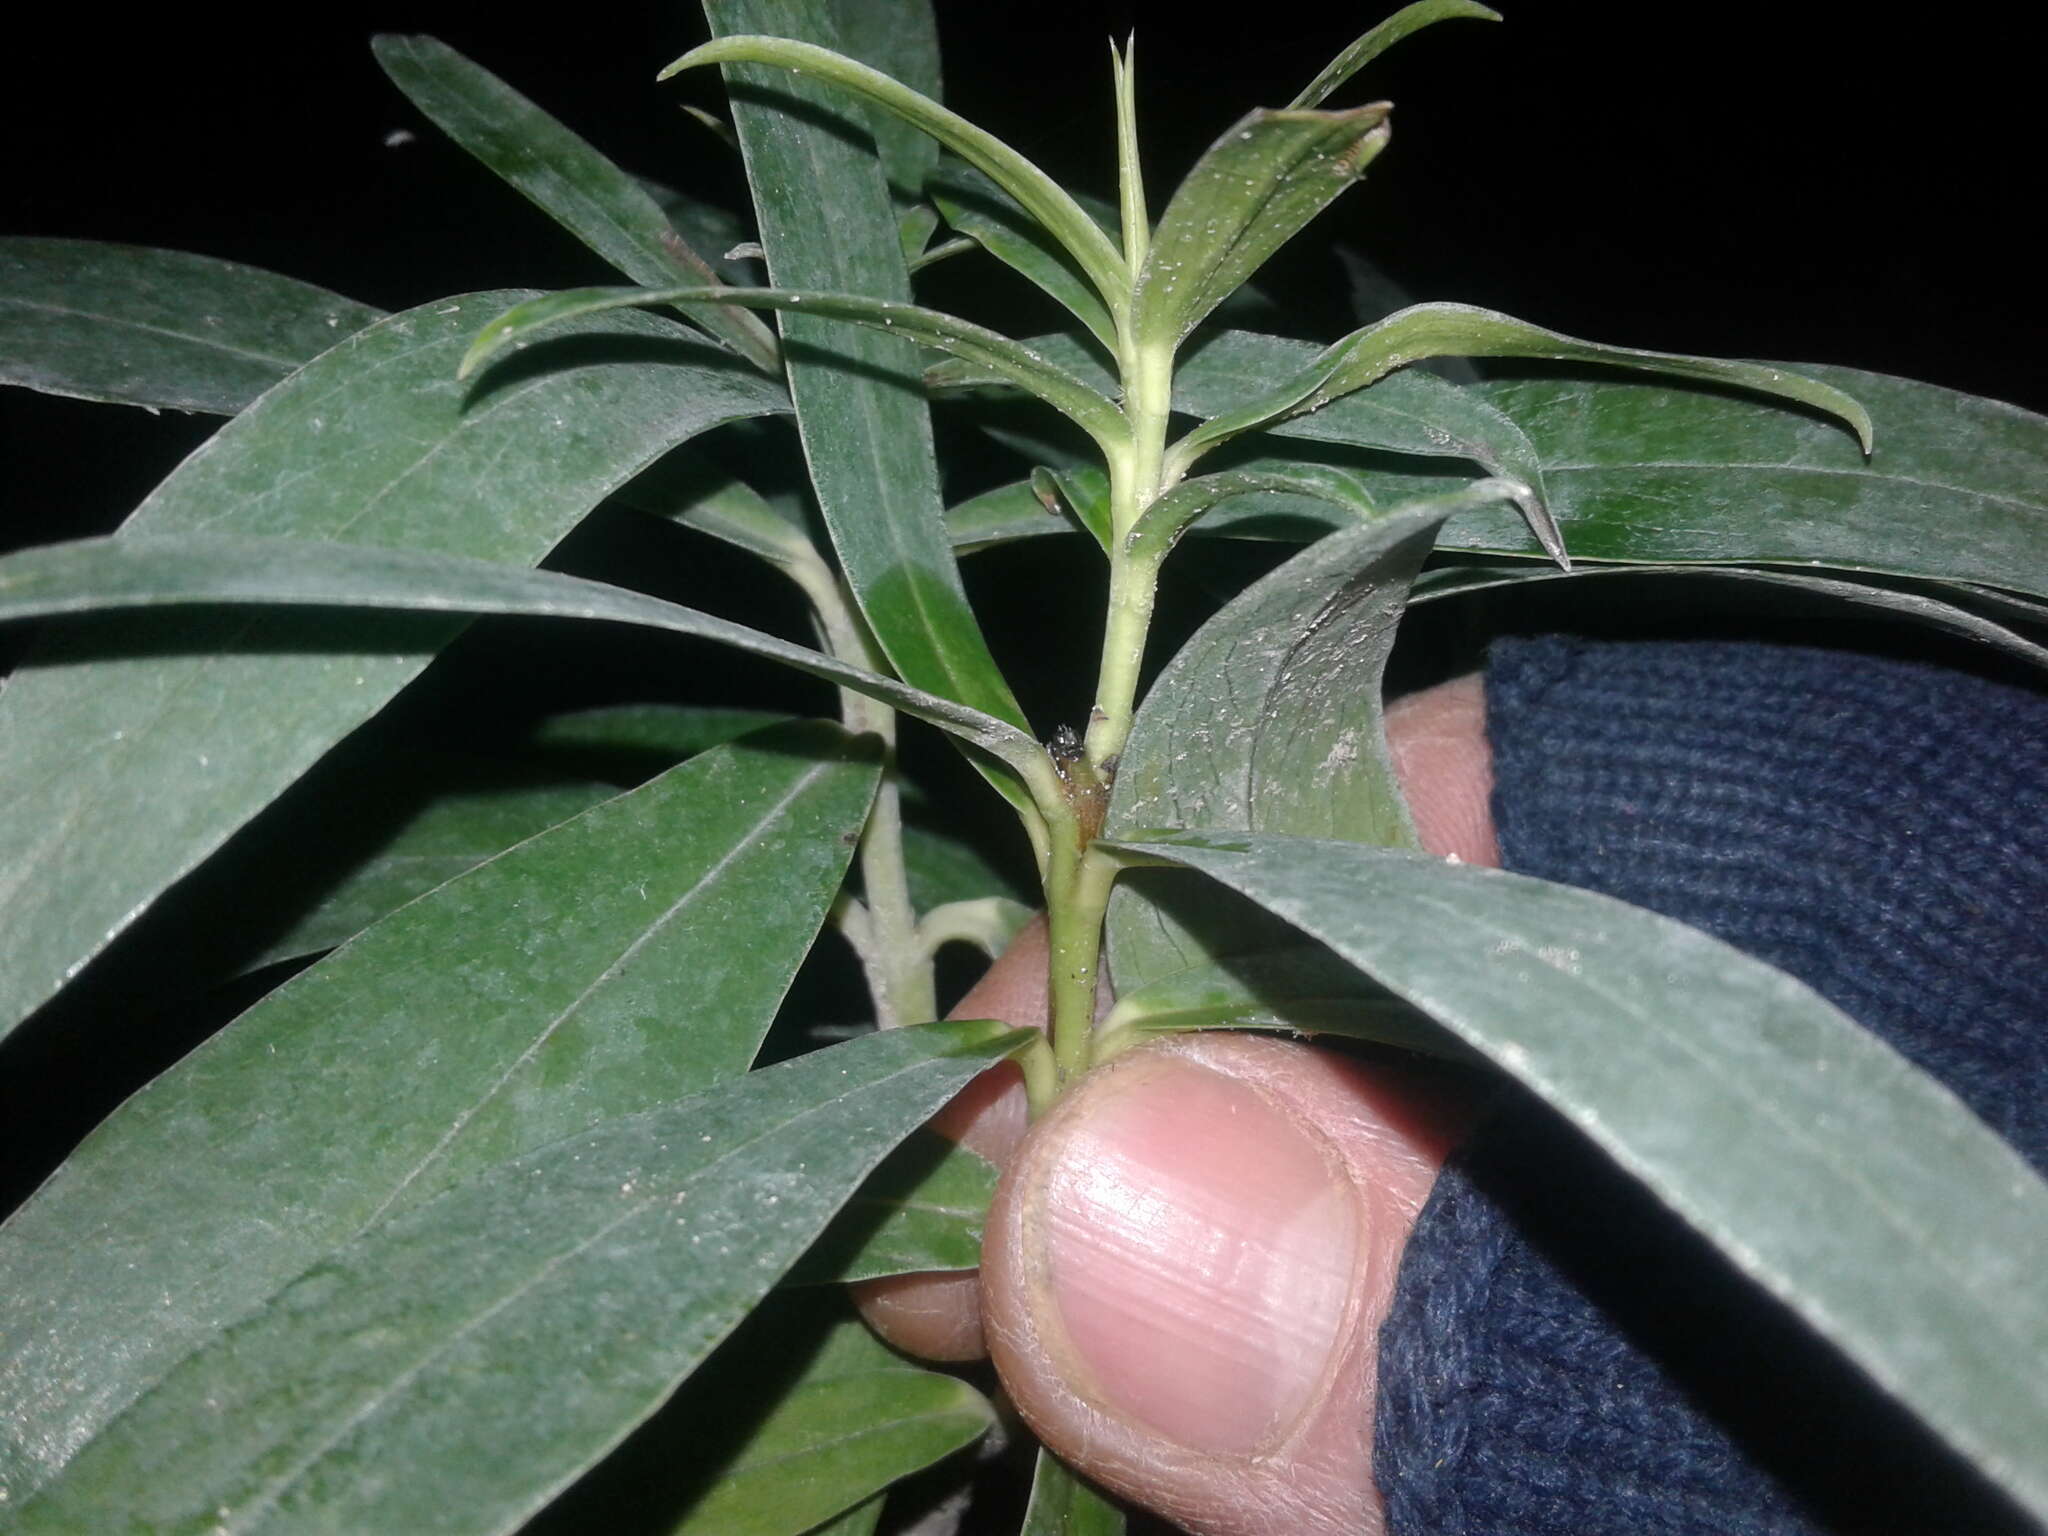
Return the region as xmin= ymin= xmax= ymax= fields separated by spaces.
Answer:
xmin=981 ymin=1033 xmax=1469 ymax=1536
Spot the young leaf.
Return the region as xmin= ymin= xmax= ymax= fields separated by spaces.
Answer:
xmin=1022 ymin=1447 xmax=1126 ymax=1536
xmin=463 ymin=285 xmax=1129 ymax=452
xmin=1130 ymin=106 xmax=1390 ymax=350
xmin=0 ymin=534 xmax=1047 ymax=778
xmin=0 ymin=722 xmax=879 ymax=1501
xmin=372 ymin=34 xmax=780 ymax=373
xmin=0 ymin=295 xmax=786 ymax=1035
xmin=697 ymin=1 xmax=1033 ymax=760
xmin=0 ymin=237 xmax=380 ymax=413
xmin=1290 ymin=0 xmax=1503 ymax=109
xmin=1211 ymin=300 xmax=1874 ymax=455
xmin=1101 ymin=829 xmax=2048 ymax=1526
xmin=5 ymin=1018 xmax=1036 ymax=1534
xmin=930 ymin=162 xmax=1118 ymax=351
xmin=945 ymin=477 xmax=1076 ymax=554
xmin=1105 ymin=487 xmax=1515 ymax=996
xmin=788 ymin=1129 xmax=1000 ymax=1283
xmin=661 ymin=33 xmax=1127 ymax=305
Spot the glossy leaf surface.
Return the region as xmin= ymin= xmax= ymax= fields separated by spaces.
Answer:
xmin=0 ymin=237 xmax=379 ymax=413
xmin=700 ymin=2 xmax=1030 ymax=748
xmin=1105 ymin=830 xmax=2048 ymax=1525
xmin=0 ymin=722 xmax=878 ymax=1501
xmin=0 ymin=534 xmax=1044 ymax=774
xmin=373 ymin=34 xmax=780 ymax=372
xmin=7 ymin=1018 xmax=1034 ymax=1533
xmin=0 ymin=295 xmax=786 ymax=1034
xmin=1132 ymin=105 xmax=1388 ymax=348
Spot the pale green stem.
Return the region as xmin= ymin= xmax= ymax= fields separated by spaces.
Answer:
xmin=788 ymin=547 xmax=935 ymax=1029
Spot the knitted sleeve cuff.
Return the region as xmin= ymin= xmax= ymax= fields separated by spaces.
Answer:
xmin=1371 ymin=636 xmax=2048 ymax=1536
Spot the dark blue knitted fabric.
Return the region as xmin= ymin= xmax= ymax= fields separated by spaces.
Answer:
xmin=1374 ymin=637 xmax=2048 ymax=1535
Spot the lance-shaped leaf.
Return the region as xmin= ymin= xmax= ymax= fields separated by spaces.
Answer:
xmin=789 ymin=1129 xmax=1000 ymax=1283
xmin=0 ymin=295 xmax=786 ymax=1035
xmin=1130 ymin=105 xmax=1390 ymax=350
xmin=1437 ymin=364 xmax=2048 ymax=597
xmin=945 ymin=477 xmax=1075 ymax=553
xmin=373 ymin=34 xmax=779 ymax=372
xmin=696 ymin=3 xmax=1032 ymax=775
xmin=1290 ymin=0 xmax=1503 ymax=109
xmin=661 ymin=34 xmax=1126 ymax=305
xmin=528 ymin=1294 xmax=988 ymax=1536
xmin=1124 ymin=462 xmax=1384 ymax=563
xmin=0 ymin=237 xmax=381 ymax=413
xmin=5 ymin=1019 xmax=1036 ymax=1534
xmin=931 ymin=162 xmax=1118 ymax=351
xmin=828 ymin=0 xmax=946 ymax=200
xmin=463 ymin=285 xmax=1128 ymax=451
xmin=1022 ymin=1447 xmax=1126 ymax=1536
xmin=1105 ymin=485 xmax=1517 ymax=998
xmin=0 ymin=721 xmax=878 ymax=1502
xmin=1204 ymin=300 xmax=1873 ymax=456
xmin=1101 ymin=829 xmax=2048 ymax=1526
xmin=1406 ymin=561 xmax=2048 ymax=671
xmin=0 ymin=534 xmax=1046 ymax=779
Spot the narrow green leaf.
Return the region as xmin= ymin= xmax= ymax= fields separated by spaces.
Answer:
xmin=636 ymin=174 xmax=763 ymax=283
xmin=0 ymin=722 xmax=879 ymax=1503
xmin=945 ymin=477 xmax=1074 ymax=553
xmin=697 ymin=2 xmax=1033 ymax=763
xmin=1096 ymin=946 xmax=1467 ymax=1063
xmin=373 ymin=34 xmax=780 ymax=372
xmin=241 ymin=767 xmax=616 ymax=972
xmin=1125 ymin=462 xmax=1382 ymax=562
xmin=1034 ymin=464 xmax=1114 ymax=551
xmin=625 ymin=451 xmax=814 ymax=568
xmin=0 ymin=534 xmax=1046 ymax=776
xmin=827 ymin=0 xmax=946 ymax=199
xmin=901 ymin=823 xmax=1029 ymax=911
xmin=930 ymin=162 xmax=1118 ymax=351
xmin=810 ymin=1498 xmax=883 ymax=1536
xmin=7 ymin=1019 xmax=1035 ymax=1534
xmin=1290 ymin=0 xmax=1503 ymax=109
xmin=1442 ymin=365 xmax=2048 ymax=596
xmin=0 ymin=237 xmax=380 ymax=413
xmin=660 ymin=1308 xmax=992 ymax=1536
xmin=1021 ymin=1447 xmax=1125 ymax=1536
xmin=523 ymin=702 xmax=797 ymax=776
xmin=463 ymin=285 xmax=1128 ymax=451
xmin=1130 ymin=106 xmax=1389 ymax=349
xmin=789 ymin=1129 xmax=1000 ymax=1283
xmin=1407 ymin=562 xmax=2048 ymax=671
xmin=1105 ymin=488 xmax=1512 ymax=997
xmin=1228 ymin=301 xmax=1874 ymax=455
xmin=661 ymin=34 xmax=1126 ymax=305
xmin=0 ymin=294 xmax=786 ymax=1035
xmin=1111 ymin=38 xmax=1148 ymax=273
xmin=1104 ymin=829 xmax=2048 ymax=1525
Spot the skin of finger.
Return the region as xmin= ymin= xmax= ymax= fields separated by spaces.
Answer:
xmin=981 ymin=1033 xmax=1464 ymax=1536
xmin=859 ymin=671 xmax=1497 ymax=1362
